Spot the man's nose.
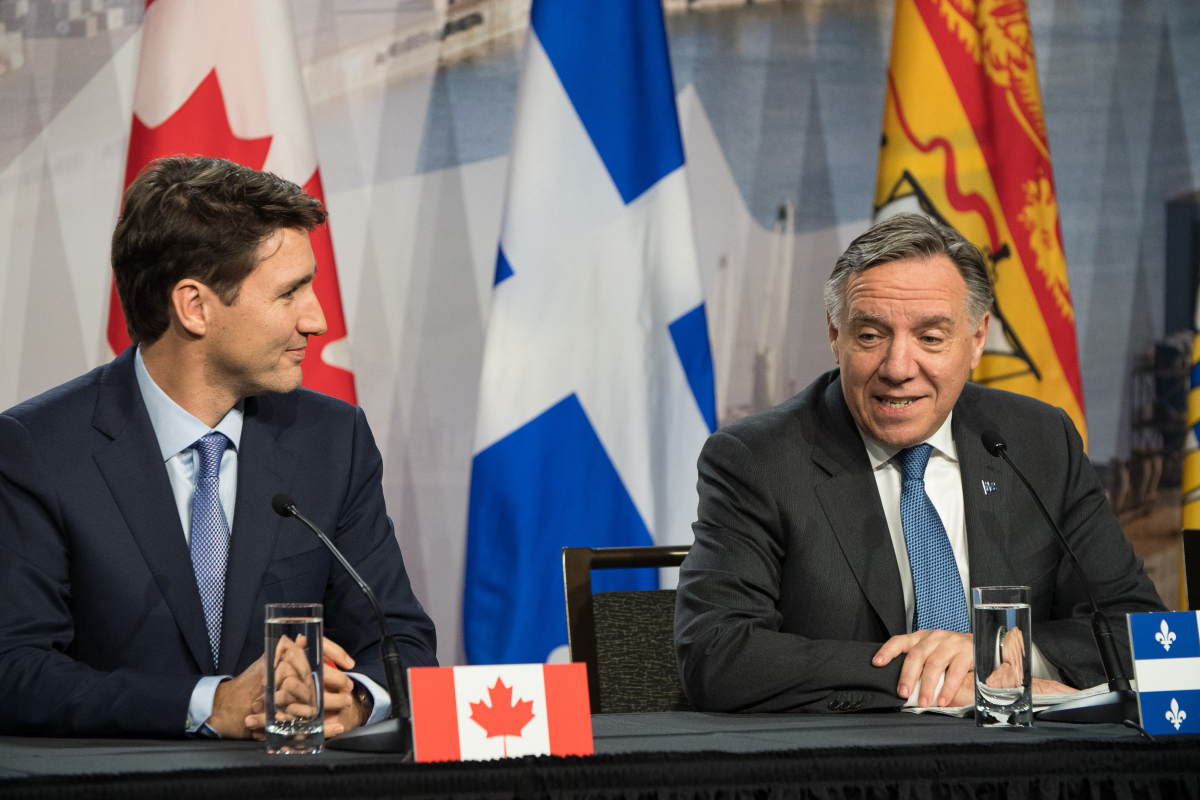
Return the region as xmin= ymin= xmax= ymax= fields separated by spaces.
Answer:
xmin=878 ymin=337 xmax=918 ymax=383
xmin=300 ymin=291 xmax=327 ymax=337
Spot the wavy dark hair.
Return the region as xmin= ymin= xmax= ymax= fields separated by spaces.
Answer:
xmin=111 ymin=156 xmax=326 ymax=344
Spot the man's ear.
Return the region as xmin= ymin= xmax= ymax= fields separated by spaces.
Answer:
xmin=827 ymin=311 xmax=840 ymax=365
xmin=170 ymin=279 xmax=209 ymax=337
xmin=969 ymin=311 xmax=990 ymax=370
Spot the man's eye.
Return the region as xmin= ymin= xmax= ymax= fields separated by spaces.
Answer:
xmin=281 ymin=290 xmax=295 ymax=299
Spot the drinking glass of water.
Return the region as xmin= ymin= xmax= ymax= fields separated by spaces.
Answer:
xmin=972 ymin=586 xmax=1032 ymax=727
xmin=265 ymin=603 xmax=324 ymax=754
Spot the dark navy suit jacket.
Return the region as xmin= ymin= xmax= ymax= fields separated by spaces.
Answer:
xmin=0 ymin=347 xmax=437 ymax=737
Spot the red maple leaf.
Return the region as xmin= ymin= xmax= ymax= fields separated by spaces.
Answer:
xmin=468 ymin=679 xmax=535 ymax=757
xmin=124 ymin=69 xmax=273 ymax=187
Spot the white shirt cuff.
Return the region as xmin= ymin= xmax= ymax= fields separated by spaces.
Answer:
xmin=345 ymin=672 xmax=391 ymax=726
xmin=186 ymin=675 xmax=231 ymax=736
xmin=1030 ymin=641 xmax=1062 ymax=682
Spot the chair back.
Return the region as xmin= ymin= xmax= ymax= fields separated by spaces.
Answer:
xmin=562 ymin=546 xmax=692 ymax=714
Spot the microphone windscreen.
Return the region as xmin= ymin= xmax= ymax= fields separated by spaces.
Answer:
xmin=271 ymin=494 xmax=297 ymax=518
xmin=980 ymin=430 xmax=1007 ymax=457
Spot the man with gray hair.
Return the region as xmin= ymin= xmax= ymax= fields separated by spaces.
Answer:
xmin=674 ymin=213 xmax=1163 ymax=713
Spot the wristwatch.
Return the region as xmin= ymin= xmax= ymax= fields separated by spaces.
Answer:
xmin=352 ymin=681 xmax=372 ymax=726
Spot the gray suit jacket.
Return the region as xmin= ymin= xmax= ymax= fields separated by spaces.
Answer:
xmin=674 ymin=369 xmax=1165 ymax=713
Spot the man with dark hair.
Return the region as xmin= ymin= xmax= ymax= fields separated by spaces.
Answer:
xmin=675 ymin=213 xmax=1164 ymax=713
xmin=0 ymin=156 xmax=437 ymax=738
xmin=111 ymin=156 xmax=330 ymax=345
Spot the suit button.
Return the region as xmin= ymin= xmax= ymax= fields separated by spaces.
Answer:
xmin=838 ymin=700 xmax=851 ymax=710
xmin=850 ymin=700 xmax=862 ymax=710
xmin=828 ymin=699 xmax=839 ymax=710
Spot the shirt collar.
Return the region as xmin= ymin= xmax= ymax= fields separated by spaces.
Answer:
xmin=857 ymin=411 xmax=957 ymax=471
xmin=134 ymin=346 xmax=243 ymax=462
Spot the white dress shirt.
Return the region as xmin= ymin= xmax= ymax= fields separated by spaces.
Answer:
xmin=856 ymin=412 xmax=1060 ymax=703
xmin=133 ymin=348 xmax=390 ymax=734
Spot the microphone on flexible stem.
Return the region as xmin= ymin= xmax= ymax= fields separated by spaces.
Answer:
xmin=272 ymin=493 xmax=412 ymax=755
xmin=979 ymin=431 xmax=1140 ymax=724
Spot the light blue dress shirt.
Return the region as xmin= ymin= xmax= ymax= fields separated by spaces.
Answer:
xmin=133 ymin=348 xmax=390 ymax=736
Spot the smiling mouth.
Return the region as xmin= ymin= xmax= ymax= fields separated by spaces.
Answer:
xmin=879 ymin=398 xmax=918 ymax=409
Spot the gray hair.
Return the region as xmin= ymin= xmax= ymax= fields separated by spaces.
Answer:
xmin=824 ymin=213 xmax=994 ymax=330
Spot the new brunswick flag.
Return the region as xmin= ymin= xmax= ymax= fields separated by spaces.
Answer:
xmin=875 ymin=0 xmax=1086 ymax=445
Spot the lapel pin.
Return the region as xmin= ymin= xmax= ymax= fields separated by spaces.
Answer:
xmin=982 ymin=480 xmax=997 ymax=495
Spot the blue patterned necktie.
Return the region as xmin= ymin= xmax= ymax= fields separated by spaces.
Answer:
xmin=190 ymin=432 xmax=232 ymax=666
xmin=897 ymin=444 xmax=970 ymax=633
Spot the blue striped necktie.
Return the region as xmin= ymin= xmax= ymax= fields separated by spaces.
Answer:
xmin=897 ymin=444 xmax=970 ymax=633
xmin=190 ymin=432 xmax=232 ymax=666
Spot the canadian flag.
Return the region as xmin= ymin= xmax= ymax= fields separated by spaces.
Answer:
xmin=408 ymin=663 xmax=593 ymax=762
xmin=107 ymin=0 xmax=356 ymax=403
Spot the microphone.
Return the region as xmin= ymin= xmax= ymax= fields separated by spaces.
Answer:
xmin=980 ymin=431 xmax=1139 ymax=724
xmin=272 ymin=493 xmax=411 ymax=754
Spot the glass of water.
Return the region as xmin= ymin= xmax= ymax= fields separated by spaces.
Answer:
xmin=265 ymin=603 xmax=324 ymax=754
xmin=972 ymin=586 xmax=1032 ymax=727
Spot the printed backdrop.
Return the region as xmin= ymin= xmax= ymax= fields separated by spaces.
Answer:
xmin=1 ymin=0 xmax=1198 ymax=663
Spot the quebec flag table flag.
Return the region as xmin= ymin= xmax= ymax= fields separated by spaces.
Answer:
xmin=1129 ymin=611 xmax=1200 ymax=735
xmin=465 ymin=0 xmax=717 ymax=665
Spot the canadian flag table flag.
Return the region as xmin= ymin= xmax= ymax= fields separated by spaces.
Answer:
xmin=408 ymin=663 xmax=593 ymax=762
xmin=108 ymin=0 xmax=356 ymax=403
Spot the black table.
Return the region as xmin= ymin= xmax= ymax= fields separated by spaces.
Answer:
xmin=2 ymin=712 xmax=1197 ymax=799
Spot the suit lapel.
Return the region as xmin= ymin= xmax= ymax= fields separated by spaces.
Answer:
xmin=217 ymin=395 xmax=295 ymax=674
xmin=811 ymin=378 xmax=907 ymax=637
xmin=92 ymin=350 xmax=215 ymax=674
xmin=953 ymin=389 xmax=1013 ymax=589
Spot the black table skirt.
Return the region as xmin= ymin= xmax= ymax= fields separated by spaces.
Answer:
xmin=2 ymin=712 xmax=1197 ymax=800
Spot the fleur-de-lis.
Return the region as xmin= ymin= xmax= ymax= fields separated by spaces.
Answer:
xmin=1155 ymin=619 xmax=1177 ymax=652
xmin=1166 ymin=698 xmax=1186 ymax=731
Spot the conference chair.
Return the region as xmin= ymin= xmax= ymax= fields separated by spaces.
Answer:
xmin=562 ymin=545 xmax=694 ymax=714
xmin=1185 ymin=529 xmax=1200 ymax=611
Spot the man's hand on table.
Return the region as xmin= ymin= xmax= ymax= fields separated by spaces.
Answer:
xmin=872 ymin=630 xmax=1080 ymax=709
xmin=1032 ymin=678 xmax=1076 ymax=695
xmin=244 ymin=636 xmax=371 ymax=741
xmin=314 ymin=638 xmax=373 ymax=737
xmin=873 ymin=629 xmax=974 ymax=708
xmin=208 ymin=654 xmax=267 ymax=739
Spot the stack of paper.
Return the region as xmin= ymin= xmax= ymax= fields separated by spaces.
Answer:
xmin=900 ymin=683 xmax=1115 ymax=717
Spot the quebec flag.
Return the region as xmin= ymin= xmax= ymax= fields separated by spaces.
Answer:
xmin=1129 ymin=611 xmax=1200 ymax=736
xmin=464 ymin=0 xmax=717 ymax=665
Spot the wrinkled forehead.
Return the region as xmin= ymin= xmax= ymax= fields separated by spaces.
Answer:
xmin=842 ymin=256 xmax=969 ymax=319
